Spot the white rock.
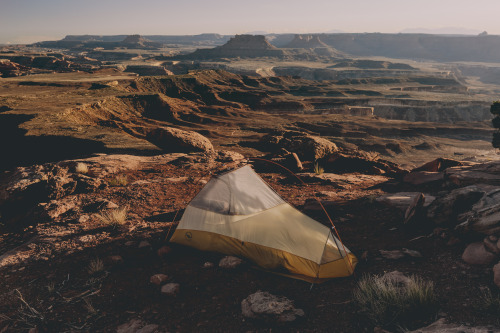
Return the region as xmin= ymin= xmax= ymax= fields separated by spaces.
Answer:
xmin=241 ymin=291 xmax=304 ymax=322
xmin=219 ymin=256 xmax=243 ymax=268
xmin=161 ymin=283 xmax=180 ymax=296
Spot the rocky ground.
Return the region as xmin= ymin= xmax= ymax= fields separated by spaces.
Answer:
xmin=1 ymin=44 xmax=500 ymax=332
xmin=1 ymin=140 xmax=500 ymax=332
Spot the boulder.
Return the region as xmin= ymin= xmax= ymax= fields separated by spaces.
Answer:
xmin=403 ymin=171 xmax=444 ymax=185
xmin=146 ymin=126 xmax=214 ymax=154
xmin=484 ymin=235 xmax=500 ymax=255
xmin=456 ymin=189 xmax=500 ymax=235
xmin=161 ymin=283 xmax=180 ymax=296
xmin=260 ymin=131 xmax=337 ymax=161
xmin=462 ymin=242 xmax=498 ymax=265
xmin=494 ymin=262 xmax=500 ymax=288
xmin=376 ymin=192 xmax=435 ymax=212
xmin=445 ymin=161 xmax=500 ymax=186
xmin=241 ymin=291 xmax=305 ymax=322
xmin=324 ymin=152 xmax=406 ymax=175
xmin=219 ymin=256 xmax=243 ymax=268
xmin=215 ymin=150 xmax=245 ymax=163
xmin=412 ymin=158 xmax=462 ymax=172
xmin=427 ymin=185 xmax=486 ymax=226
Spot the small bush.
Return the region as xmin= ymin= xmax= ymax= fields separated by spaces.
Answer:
xmin=353 ymin=273 xmax=437 ymax=329
xmin=87 ymin=258 xmax=104 ymax=275
xmin=109 ymin=174 xmax=128 ymax=187
xmin=313 ymin=162 xmax=324 ymax=175
xmin=46 ymin=282 xmax=56 ymax=293
xmin=75 ymin=162 xmax=89 ymax=174
xmin=480 ymin=288 xmax=500 ymax=313
xmin=96 ymin=207 xmax=128 ymax=229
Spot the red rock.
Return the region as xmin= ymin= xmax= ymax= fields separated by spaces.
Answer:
xmin=157 ymin=245 xmax=172 ymax=257
xmin=150 ymin=274 xmax=168 ymax=285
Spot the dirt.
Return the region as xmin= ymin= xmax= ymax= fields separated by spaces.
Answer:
xmin=0 ymin=157 xmax=498 ymax=332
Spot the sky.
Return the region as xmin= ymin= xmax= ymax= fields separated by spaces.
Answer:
xmin=1 ymin=0 xmax=500 ymax=44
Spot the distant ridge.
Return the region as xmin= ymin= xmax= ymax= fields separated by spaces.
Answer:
xmin=283 ymin=35 xmax=329 ymax=48
xmin=181 ymin=35 xmax=286 ymax=59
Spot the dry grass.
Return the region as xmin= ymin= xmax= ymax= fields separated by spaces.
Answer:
xmin=75 ymin=162 xmax=89 ymax=174
xmin=480 ymin=288 xmax=500 ymax=313
xmin=96 ymin=207 xmax=128 ymax=229
xmin=46 ymin=282 xmax=56 ymax=293
xmin=87 ymin=258 xmax=104 ymax=275
xmin=83 ymin=298 xmax=98 ymax=315
xmin=353 ymin=274 xmax=437 ymax=328
xmin=313 ymin=162 xmax=324 ymax=175
xmin=108 ymin=174 xmax=128 ymax=187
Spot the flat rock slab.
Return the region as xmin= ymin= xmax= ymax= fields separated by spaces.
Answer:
xmin=446 ymin=161 xmax=500 ymax=186
xmin=376 ymin=192 xmax=435 ymax=211
xmin=297 ymin=173 xmax=388 ymax=189
xmin=403 ymin=171 xmax=444 ymax=185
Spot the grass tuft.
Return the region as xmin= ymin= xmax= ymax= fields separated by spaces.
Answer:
xmin=313 ymin=162 xmax=324 ymax=175
xmin=83 ymin=298 xmax=98 ymax=315
xmin=87 ymin=258 xmax=105 ymax=275
xmin=96 ymin=207 xmax=128 ymax=229
xmin=75 ymin=162 xmax=89 ymax=174
xmin=46 ymin=282 xmax=56 ymax=293
xmin=108 ymin=174 xmax=128 ymax=187
xmin=353 ymin=273 xmax=437 ymax=329
xmin=480 ymin=288 xmax=500 ymax=313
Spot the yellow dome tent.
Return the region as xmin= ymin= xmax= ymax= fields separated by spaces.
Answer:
xmin=170 ymin=165 xmax=357 ymax=282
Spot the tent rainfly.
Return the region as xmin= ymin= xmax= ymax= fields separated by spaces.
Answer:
xmin=170 ymin=165 xmax=357 ymax=282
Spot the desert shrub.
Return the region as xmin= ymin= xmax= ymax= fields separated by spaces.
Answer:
xmin=108 ymin=174 xmax=128 ymax=187
xmin=87 ymin=258 xmax=104 ymax=275
xmin=313 ymin=162 xmax=324 ymax=175
xmin=480 ymin=288 xmax=500 ymax=313
xmin=96 ymin=207 xmax=128 ymax=229
xmin=75 ymin=162 xmax=89 ymax=174
xmin=353 ymin=274 xmax=437 ymax=329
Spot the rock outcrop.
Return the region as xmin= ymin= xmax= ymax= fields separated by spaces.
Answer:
xmin=182 ymin=35 xmax=286 ymax=59
xmin=260 ymin=131 xmax=338 ymax=161
xmin=146 ymin=127 xmax=214 ymax=154
xmin=284 ymin=34 xmax=329 ymax=48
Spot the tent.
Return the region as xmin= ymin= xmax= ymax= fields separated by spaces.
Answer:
xmin=170 ymin=165 xmax=357 ymax=282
